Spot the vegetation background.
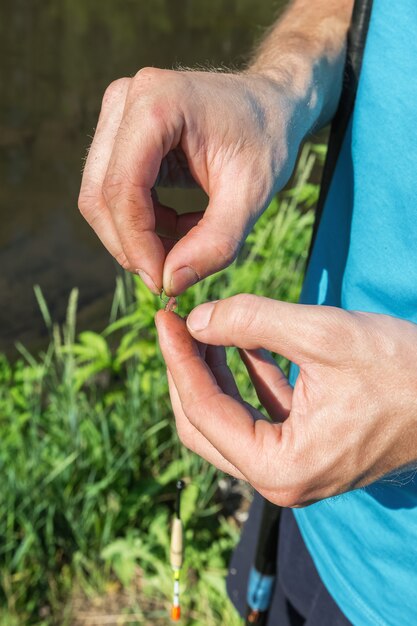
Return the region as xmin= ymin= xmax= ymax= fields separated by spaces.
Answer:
xmin=0 ymin=1 xmax=324 ymax=624
xmin=0 ymin=144 xmax=322 ymax=625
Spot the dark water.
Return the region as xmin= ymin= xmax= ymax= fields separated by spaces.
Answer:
xmin=0 ymin=0 xmax=285 ymax=355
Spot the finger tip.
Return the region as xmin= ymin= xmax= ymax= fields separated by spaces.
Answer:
xmin=186 ymin=301 xmax=217 ymax=334
xmin=154 ymin=309 xmax=164 ymax=325
xmin=155 ymin=309 xmax=173 ymax=337
xmin=136 ymin=269 xmax=162 ymax=295
xmin=155 ymin=308 xmax=174 ymax=324
xmin=155 ymin=309 xmax=185 ymax=332
xmin=163 ymin=265 xmax=199 ymax=296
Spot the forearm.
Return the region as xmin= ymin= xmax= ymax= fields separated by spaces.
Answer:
xmin=248 ymin=0 xmax=354 ymax=133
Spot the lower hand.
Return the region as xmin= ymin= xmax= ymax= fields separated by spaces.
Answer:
xmin=155 ymin=295 xmax=417 ymax=506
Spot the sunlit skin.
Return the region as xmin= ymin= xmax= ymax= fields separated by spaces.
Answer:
xmin=78 ymin=0 xmax=417 ymax=504
xmin=156 ymin=298 xmax=417 ymax=507
xmin=79 ymin=1 xmax=353 ymax=295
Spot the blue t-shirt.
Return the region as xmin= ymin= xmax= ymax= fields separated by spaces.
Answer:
xmin=290 ymin=2 xmax=417 ymax=625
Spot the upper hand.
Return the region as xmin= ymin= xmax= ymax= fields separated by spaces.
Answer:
xmin=79 ymin=69 xmax=311 ymax=295
xmin=156 ymin=295 xmax=417 ymax=507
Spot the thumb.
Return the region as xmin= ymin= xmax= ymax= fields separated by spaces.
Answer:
xmin=186 ymin=295 xmax=356 ymax=366
xmin=162 ymin=181 xmax=265 ymax=296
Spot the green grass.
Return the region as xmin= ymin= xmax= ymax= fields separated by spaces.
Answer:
xmin=0 ymin=144 xmax=320 ymax=625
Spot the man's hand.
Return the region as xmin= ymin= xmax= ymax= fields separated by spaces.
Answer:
xmin=78 ymin=1 xmax=352 ymax=296
xmin=155 ymin=296 xmax=417 ymax=507
xmin=79 ymin=69 xmax=316 ymax=295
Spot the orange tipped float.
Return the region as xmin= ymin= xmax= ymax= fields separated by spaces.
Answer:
xmin=171 ymin=605 xmax=181 ymax=621
xmin=170 ymin=480 xmax=185 ymax=622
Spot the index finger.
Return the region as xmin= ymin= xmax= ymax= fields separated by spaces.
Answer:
xmin=102 ymin=70 xmax=180 ymax=292
xmin=78 ymin=78 xmax=131 ymax=270
xmin=166 ymin=369 xmax=245 ymax=480
xmin=155 ymin=310 xmax=285 ymax=485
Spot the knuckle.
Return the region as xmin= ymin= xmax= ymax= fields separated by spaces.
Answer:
xmin=102 ymin=77 xmax=130 ymax=108
xmin=78 ymin=195 xmax=108 ymax=239
xmin=133 ymin=66 xmax=179 ymax=88
xmin=231 ymin=293 xmax=259 ymax=311
xmin=314 ymin=316 xmax=336 ymax=349
xmin=352 ymin=312 xmax=396 ymax=361
xmin=132 ymin=67 xmax=182 ymax=119
xmin=280 ymin=460 xmax=317 ymax=508
xmin=199 ymin=222 xmax=242 ymax=271
xmin=212 ymin=235 xmax=238 ymax=268
xmin=181 ymin=398 xmax=202 ymax=430
xmin=227 ymin=294 xmax=261 ymax=335
xmin=318 ymin=308 xmax=358 ymax=353
xmin=114 ymin=251 xmax=130 ymax=270
xmin=258 ymin=473 xmax=309 ymax=508
xmin=130 ymin=68 xmax=162 ymax=106
xmin=255 ymin=480 xmax=307 ymax=508
xmin=305 ymin=309 xmax=346 ymax=358
xmin=276 ymin=486 xmax=306 ymax=509
xmin=134 ymin=66 xmax=162 ymax=81
xmin=78 ymin=186 xmax=100 ymax=221
xmin=78 ymin=190 xmax=91 ymax=217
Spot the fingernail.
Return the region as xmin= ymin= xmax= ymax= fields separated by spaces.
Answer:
xmin=136 ymin=269 xmax=160 ymax=295
xmin=170 ymin=266 xmax=199 ymax=295
xmin=187 ymin=302 xmax=215 ymax=331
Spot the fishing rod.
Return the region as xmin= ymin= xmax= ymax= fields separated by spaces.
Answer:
xmin=245 ymin=500 xmax=280 ymax=625
xmin=170 ymin=479 xmax=185 ymax=622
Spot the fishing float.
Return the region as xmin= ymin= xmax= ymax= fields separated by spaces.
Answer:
xmin=170 ymin=480 xmax=185 ymax=622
